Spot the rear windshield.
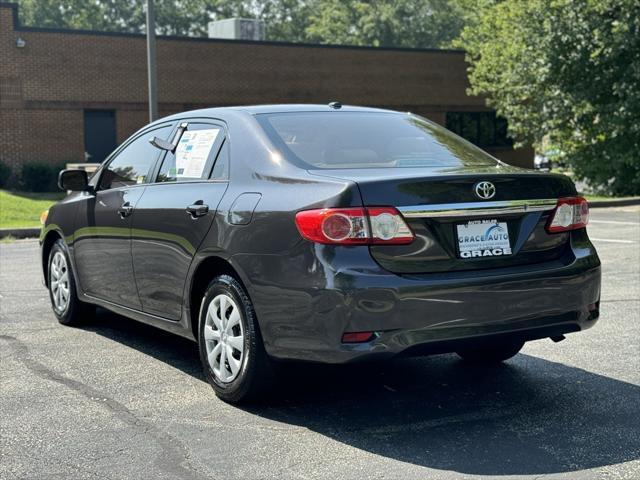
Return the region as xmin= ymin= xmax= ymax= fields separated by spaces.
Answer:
xmin=256 ymin=112 xmax=498 ymax=169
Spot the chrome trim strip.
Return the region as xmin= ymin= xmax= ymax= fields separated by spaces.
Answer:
xmin=398 ymin=199 xmax=558 ymax=218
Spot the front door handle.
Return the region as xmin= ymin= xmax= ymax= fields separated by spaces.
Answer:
xmin=186 ymin=201 xmax=209 ymax=219
xmin=117 ymin=202 xmax=134 ymax=218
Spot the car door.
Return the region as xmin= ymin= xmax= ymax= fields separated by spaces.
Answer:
xmin=73 ymin=123 xmax=174 ymax=309
xmin=131 ymin=120 xmax=229 ymax=320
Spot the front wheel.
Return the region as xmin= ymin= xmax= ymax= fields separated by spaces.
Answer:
xmin=198 ymin=275 xmax=275 ymax=403
xmin=456 ymin=341 xmax=524 ymax=364
xmin=48 ymin=239 xmax=94 ymax=326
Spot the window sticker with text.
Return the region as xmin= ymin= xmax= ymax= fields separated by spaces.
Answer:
xmin=175 ymin=128 xmax=220 ymax=178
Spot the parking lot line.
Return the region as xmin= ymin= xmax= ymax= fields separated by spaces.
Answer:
xmin=589 ymin=237 xmax=636 ymax=244
xmin=590 ymin=220 xmax=639 ymax=225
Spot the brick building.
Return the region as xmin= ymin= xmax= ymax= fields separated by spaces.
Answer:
xmin=0 ymin=2 xmax=532 ymax=179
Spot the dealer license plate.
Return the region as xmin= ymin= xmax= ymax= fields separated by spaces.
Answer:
xmin=456 ymin=219 xmax=512 ymax=259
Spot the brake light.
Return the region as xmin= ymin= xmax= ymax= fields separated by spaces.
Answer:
xmin=546 ymin=197 xmax=589 ymax=233
xmin=295 ymin=207 xmax=414 ymax=245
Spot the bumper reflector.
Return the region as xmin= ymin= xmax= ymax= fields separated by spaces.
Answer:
xmin=342 ymin=331 xmax=374 ymax=343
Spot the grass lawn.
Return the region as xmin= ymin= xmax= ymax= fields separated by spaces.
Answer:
xmin=0 ymin=190 xmax=64 ymax=229
xmin=584 ymin=194 xmax=640 ymax=202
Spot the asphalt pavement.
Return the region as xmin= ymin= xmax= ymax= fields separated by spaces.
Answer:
xmin=1 ymin=206 xmax=639 ymax=480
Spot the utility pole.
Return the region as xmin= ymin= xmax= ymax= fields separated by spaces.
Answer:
xmin=146 ymin=0 xmax=158 ymax=122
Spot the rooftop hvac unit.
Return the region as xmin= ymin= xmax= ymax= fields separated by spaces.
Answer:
xmin=208 ymin=18 xmax=266 ymax=41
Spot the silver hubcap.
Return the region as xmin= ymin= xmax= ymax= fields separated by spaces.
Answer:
xmin=204 ymin=294 xmax=244 ymax=383
xmin=50 ymin=251 xmax=70 ymax=312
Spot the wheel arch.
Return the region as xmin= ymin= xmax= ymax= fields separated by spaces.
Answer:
xmin=41 ymin=230 xmax=64 ymax=287
xmin=188 ymin=255 xmax=250 ymax=341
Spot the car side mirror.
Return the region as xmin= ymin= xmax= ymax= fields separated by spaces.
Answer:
xmin=58 ymin=169 xmax=89 ymax=192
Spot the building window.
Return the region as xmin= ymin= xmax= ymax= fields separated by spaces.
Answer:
xmin=446 ymin=112 xmax=513 ymax=148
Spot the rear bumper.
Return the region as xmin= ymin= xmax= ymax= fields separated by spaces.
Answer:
xmin=233 ymin=233 xmax=601 ymax=364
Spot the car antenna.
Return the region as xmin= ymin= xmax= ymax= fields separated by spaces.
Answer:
xmin=328 ymin=101 xmax=342 ymax=110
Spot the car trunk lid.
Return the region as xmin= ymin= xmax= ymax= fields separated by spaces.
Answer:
xmin=310 ymin=166 xmax=576 ymax=274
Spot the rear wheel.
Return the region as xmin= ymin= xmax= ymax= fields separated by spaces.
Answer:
xmin=48 ymin=239 xmax=94 ymax=326
xmin=456 ymin=341 xmax=524 ymax=364
xmin=198 ymin=275 xmax=275 ymax=403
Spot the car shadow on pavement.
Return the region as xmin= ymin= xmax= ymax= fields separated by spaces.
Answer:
xmin=87 ymin=308 xmax=204 ymax=379
xmin=88 ymin=309 xmax=640 ymax=477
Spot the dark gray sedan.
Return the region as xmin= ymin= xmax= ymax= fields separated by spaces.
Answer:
xmin=40 ymin=104 xmax=601 ymax=403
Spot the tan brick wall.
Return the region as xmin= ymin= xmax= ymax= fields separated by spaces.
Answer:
xmin=0 ymin=3 xmax=532 ymax=177
xmin=116 ymin=110 xmax=150 ymax=144
xmin=0 ymin=108 xmax=83 ymax=167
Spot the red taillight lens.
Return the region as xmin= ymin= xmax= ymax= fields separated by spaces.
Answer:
xmin=342 ymin=331 xmax=375 ymax=343
xmin=295 ymin=208 xmax=369 ymax=244
xmin=546 ymin=197 xmax=589 ymax=233
xmin=295 ymin=207 xmax=414 ymax=245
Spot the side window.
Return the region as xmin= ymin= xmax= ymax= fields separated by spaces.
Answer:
xmin=98 ymin=125 xmax=172 ymax=190
xmin=211 ymin=139 xmax=229 ymax=180
xmin=157 ymin=124 xmax=224 ymax=183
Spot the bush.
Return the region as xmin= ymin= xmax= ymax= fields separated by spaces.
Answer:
xmin=20 ymin=162 xmax=66 ymax=192
xmin=0 ymin=161 xmax=12 ymax=188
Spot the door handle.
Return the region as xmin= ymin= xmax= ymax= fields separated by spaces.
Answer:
xmin=117 ymin=202 xmax=134 ymax=218
xmin=186 ymin=201 xmax=209 ymax=219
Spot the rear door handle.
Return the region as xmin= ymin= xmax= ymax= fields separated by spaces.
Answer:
xmin=117 ymin=202 xmax=134 ymax=218
xmin=186 ymin=201 xmax=209 ymax=218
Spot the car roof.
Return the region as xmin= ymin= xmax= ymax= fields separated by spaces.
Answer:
xmin=235 ymin=104 xmax=400 ymax=115
xmin=159 ymin=104 xmax=402 ymax=123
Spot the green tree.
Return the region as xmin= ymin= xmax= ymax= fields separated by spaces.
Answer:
xmin=17 ymin=1 xmax=259 ymax=35
xmin=16 ymin=1 xmax=313 ymax=37
xmin=255 ymin=0 xmax=312 ymax=42
xmin=17 ymin=1 xmax=467 ymax=48
xmin=458 ymin=0 xmax=640 ymax=195
xmin=18 ymin=0 xmax=141 ymax=33
xmin=305 ymin=0 xmax=469 ymax=48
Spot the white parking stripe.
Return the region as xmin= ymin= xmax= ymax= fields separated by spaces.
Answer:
xmin=590 ymin=220 xmax=639 ymax=225
xmin=590 ymin=237 xmax=636 ymax=244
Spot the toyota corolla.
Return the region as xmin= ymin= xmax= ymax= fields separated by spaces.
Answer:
xmin=41 ymin=104 xmax=601 ymax=403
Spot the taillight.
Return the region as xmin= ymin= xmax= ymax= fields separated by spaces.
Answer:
xmin=367 ymin=207 xmax=414 ymax=244
xmin=546 ymin=197 xmax=589 ymax=233
xmin=295 ymin=207 xmax=414 ymax=245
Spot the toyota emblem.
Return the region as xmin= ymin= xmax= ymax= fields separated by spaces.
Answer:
xmin=474 ymin=181 xmax=496 ymax=200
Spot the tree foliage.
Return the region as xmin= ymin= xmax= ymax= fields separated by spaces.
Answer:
xmin=16 ymin=0 xmax=466 ymax=47
xmin=304 ymin=0 xmax=470 ymax=48
xmin=458 ymin=0 xmax=640 ymax=195
xmin=17 ymin=1 xmax=273 ymax=35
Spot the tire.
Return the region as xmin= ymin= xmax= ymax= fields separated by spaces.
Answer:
xmin=198 ymin=274 xmax=275 ymax=404
xmin=456 ymin=341 xmax=524 ymax=364
xmin=47 ymin=239 xmax=95 ymax=326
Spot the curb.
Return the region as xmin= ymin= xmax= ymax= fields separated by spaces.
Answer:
xmin=0 ymin=227 xmax=40 ymax=239
xmin=588 ymin=198 xmax=640 ymax=208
